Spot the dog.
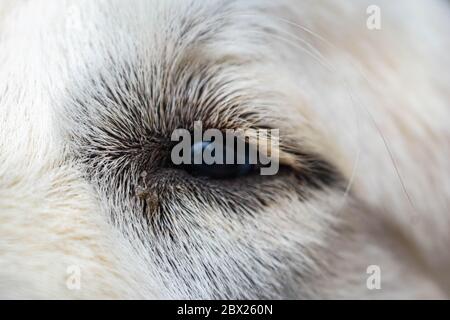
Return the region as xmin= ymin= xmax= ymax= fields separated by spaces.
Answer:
xmin=0 ymin=0 xmax=449 ymax=299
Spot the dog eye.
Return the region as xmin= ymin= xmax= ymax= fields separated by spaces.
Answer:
xmin=181 ymin=141 xmax=255 ymax=179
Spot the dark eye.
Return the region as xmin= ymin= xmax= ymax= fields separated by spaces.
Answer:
xmin=182 ymin=141 xmax=255 ymax=179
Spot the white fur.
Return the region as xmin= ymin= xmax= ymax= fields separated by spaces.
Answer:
xmin=1 ymin=0 xmax=449 ymax=299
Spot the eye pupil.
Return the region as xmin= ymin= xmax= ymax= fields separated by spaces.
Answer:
xmin=185 ymin=141 xmax=254 ymax=179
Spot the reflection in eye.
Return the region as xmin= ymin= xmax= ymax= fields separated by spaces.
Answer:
xmin=183 ymin=141 xmax=255 ymax=179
